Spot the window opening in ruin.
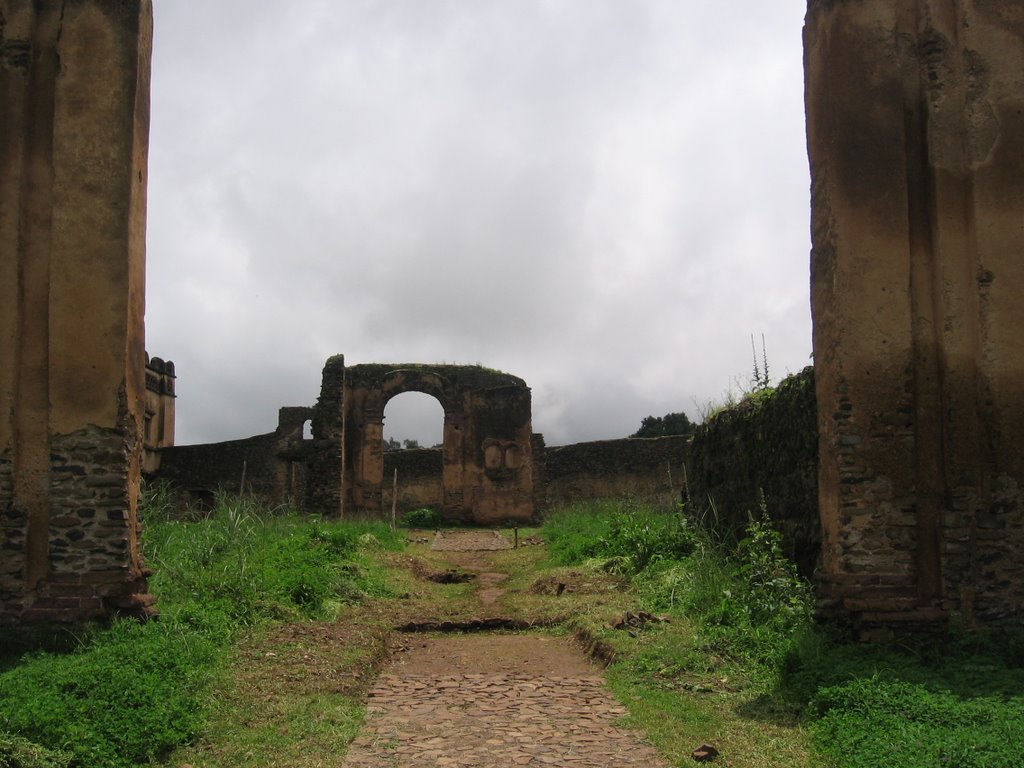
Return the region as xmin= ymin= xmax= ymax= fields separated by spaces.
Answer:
xmin=302 ymin=419 xmax=312 ymax=440
xmin=383 ymin=392 xmax=444 ymax=450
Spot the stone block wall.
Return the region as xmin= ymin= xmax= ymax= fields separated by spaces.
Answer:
xmin=0 ymin=0 xmax=155 ymax=624
xmin=308 ymin=356 xmax=345 ymax=515
xmin=686 ymin=369 xmax=819 ymax=575
xmin=157 ymin=406 xmax=313 ymax=508
xmin=156 ymin=432 xmax=281 ymax=500
xmin=381 ymin=449 xmax=443 ymax=515
xmin=537 ymin=435 xmax=689 ymax=510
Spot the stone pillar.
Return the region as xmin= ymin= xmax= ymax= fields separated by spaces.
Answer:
xmin=309 ymin=355 xmax=345 ymax=516
xmin=806 ymin=0 xmax=1024 ymax=634
xmin=0 ymin=0 xmax=155 ymax=623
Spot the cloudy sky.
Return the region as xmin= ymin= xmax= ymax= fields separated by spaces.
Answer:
xmin=145 ymin=0 xmax=813 ymax=448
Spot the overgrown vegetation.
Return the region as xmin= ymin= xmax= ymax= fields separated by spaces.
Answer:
xmin=541 ymin=500 xmax=1024 ymax=768
xmin=0 ymin=486 xmax=403 ymax=768
xmin=3 ymin=487 xmax=1021 ymax=768
xmin=630 ymin=411 xmax=695 ymax=438
xmin=400 ymin=507 xmax=442 ymax=528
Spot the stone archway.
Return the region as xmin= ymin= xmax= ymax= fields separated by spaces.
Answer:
xmin=309 ymin=357 xmax=534 ymax=525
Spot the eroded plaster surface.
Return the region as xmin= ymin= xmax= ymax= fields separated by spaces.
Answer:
xmin=806 ymin=0 xmax=1024 ymax=634
xmin=0 ymin=0 xmax=154 ymax=624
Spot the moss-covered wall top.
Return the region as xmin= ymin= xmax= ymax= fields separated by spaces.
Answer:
xmin=345 ymin=363 xmax=526 ymax=393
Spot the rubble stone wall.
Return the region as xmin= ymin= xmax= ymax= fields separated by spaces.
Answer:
xmin=686 ymin=369 xmax=819 ymax=575
xmin=537 ymin=436 xmax=689 ymax=510
xmin=381 ymin=449 xmax=444 ymax=515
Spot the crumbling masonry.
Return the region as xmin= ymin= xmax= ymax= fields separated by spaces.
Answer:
xmin=806 ymin=0 xmax=1024 ymax=634
xmin=2 ymin=0 xmax=1023 ymax=631
xmin=0 ymin=0 xmax=155 ymax=623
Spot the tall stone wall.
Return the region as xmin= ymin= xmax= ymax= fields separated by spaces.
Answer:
xmin=806 ymin=0 xmax=1024 ymax=633
xmin=538 ymin=435 xmax=689 ymax=510
xmin=157 ymin=406 xmax=313 ymax=508
xmin=0 ymin=0 xmax=154 ymax=623
xmin=156 ymin=432 xmax=281 ymax=499
xmin=686 ymin=369 xmax=819 ymax=575
xmin=382 ymin=449 xmax=444 ymax=514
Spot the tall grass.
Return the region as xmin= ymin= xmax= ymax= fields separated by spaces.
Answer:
xmin=0 ymin=487 xmax=403 ymax=768
xmin=542 ymin=499 xmax=1024 ymax=768
xmin=543 ymin=499 xmax=812 ymax=669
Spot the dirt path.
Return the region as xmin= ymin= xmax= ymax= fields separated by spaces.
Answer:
xmin=341 ymin=531 xmax=669 ymax=768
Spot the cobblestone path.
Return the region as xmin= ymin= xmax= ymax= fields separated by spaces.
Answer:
xmin=341 ymin=635 xmax=669 ymax=768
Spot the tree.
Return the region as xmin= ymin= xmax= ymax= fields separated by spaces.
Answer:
xmin=630 ymin=411 xmax=695 ymax=438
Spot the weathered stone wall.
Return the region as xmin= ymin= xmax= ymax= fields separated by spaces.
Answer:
xmin=381 ymin=449 xmax=443 ymax=514
xmin=157 ymin=406 xmax=313 ymax=508
xmin=538 ymin=435 xmax=689 ymax=510
xmin=308 ymin=356 xmax=345 ymax=515
xmin=142 ymin=354 xmax=176 ymax=473
xmin=806 ymin=0 xmax=1024 ymax=633
xmin=339 ymin=362 xmax=535 ymax=524
xmin=0 ymin=0 xmax=154 ymax=624
xmin=686 ymin=369 xmax=819 ymax=575
xmin=157 ymin=432 xmax=280 ymax=499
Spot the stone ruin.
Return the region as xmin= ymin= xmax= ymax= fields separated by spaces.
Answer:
xmin=806 ymin=0 xmax=1024 ymax=635
xmin=156 ymin=357 xmax=687 ymax=525
xmin=1 ymin=0 xmax=155 ymax=623
xmin=1 ymin=0 xmax=1022 ymax=634
xmin=300 ymin=358 xmax=536 ymax=524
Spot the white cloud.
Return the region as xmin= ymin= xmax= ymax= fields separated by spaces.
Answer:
xmin=145 ymin=0 xmax=811 ymax=447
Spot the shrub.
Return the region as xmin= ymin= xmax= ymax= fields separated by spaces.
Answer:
xmin=401 ymin=507 xmax=442 ymax=528
xmin=0 ymin=496 xmax=404 ymax=767
xmin=597 ymin=504 xmax=698 ymax=574
xmin=0 ymin=620 xmax=218 ymax=768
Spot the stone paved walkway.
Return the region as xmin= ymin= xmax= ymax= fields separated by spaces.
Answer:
xmin=341 ymin=636 xmax=669 ymax=768
xmin=430 ymin=530 xmax=512 ymax=551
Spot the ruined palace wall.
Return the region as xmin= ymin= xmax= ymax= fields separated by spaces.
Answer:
xmin=156 ymin=407 xmax=314 ymax=507
xmin=686 ymin=368 xmax=820 ymax=575
xmin=538 ymin=436 xmax=689 ymax=510
xmin=142 ymin=355 xmax=176 ymax=473
xmin=156 ymin=432 xmax=281 ymax=500
xmin=1 ymin=0 xmax=154 ymax=623
xmin=382 ymin=449 xmax=443 ymax=514
xmin=806 ymin=0 xmax=1024 ymax=632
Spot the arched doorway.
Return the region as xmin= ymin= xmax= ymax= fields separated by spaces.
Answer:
xmin=382 ymin=392 xmax=445 ymax=517
xmin=309 ymin=358 xmax=535 ymax=524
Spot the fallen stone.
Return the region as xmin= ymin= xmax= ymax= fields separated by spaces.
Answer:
xmin=692 ymin=743 xmax=719 ymax=762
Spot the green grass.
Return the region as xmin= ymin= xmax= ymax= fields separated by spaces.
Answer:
xmin=540 ymin=500 xmax=1024 ymax=768
xmin=809 ymin=678 xmax=1024 ymax=768
xmin=0 ymin=489 xmax=404 ymax=768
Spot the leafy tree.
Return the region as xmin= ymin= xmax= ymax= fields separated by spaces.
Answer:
xmin=630 ymin=411 xmax=695 ymax=438
xmin=402 ymin=438 xmax=421 ymax=449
